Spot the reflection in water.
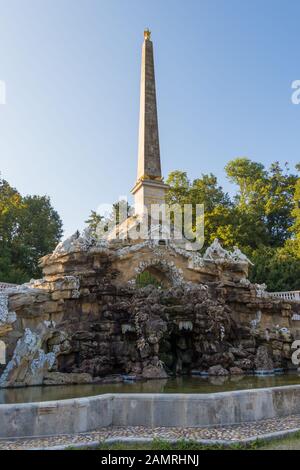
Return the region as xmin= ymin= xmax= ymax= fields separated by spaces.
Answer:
xmin=208 ymin=376 xmax=229 ymax=386
xmin=230 ymin=375 xmax=245 ymax=384
xmin=139 ymin=379 xmax=168 ymax=393
xmin=1 ymin=373 xmax=300 ymax=404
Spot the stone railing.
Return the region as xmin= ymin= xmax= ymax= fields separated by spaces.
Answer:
xmin=268 ymin=290 xmax=300 ymax=302
xmin=0 ymin=282 xmax=17 ymax=291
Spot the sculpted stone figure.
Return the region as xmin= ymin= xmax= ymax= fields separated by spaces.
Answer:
xmin=54 ymin=231 xmax=80 ymax=254
xmin=203 ymin=238 xmax=231 ymax=261
xmin=231 ymin=246 xmax=254 ymax=265
xmin=254 ymin=283 xmax=268 ymax=298
xmin=53 ymin=228 xmax=100 ymax=255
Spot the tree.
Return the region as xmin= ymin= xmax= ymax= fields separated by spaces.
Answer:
xmin=264 ymin=162 xmax=297 ymax=246
xmin=292 ymin=163 xmax=300 ymax=240
xmin=166 ymin=171 xmax=234 ymax=247
xmin=225 ymin=159 xmax=297 ymax=249
xmin=166 ymin=171 xmax=190 ymax=206
xmin=225 ymin=158 xmax=266 ymax=207
xmin=0 ymin=178 xmax=24 ymax=282
xmin=0 ymin=178 xmax=63 ymax=283
xmin=15 ymin=195 xmax=63 ymax=279
xmin=250 ymin=246 xmax=300 ymax=291
xmin=0 ymin=178 xmax=23 ymax=244
xmin=85 ymin=200 xmax=133 ymax=238
xmin=85 ymin=210 xmax=104 ymax=236
xmin=111 ymin=200 xmax=132 ymax=225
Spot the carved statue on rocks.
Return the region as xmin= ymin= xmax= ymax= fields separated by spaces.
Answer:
xmin=54 ymin=231 xmax=81 ymax=254
xmin=254 ymin=283 xmax=268 ymax=298
xmin=203 ymin=239 xmax=253 ymax=266
xmin=231 ymin=246 xmax=254 ymax=265
xmin=53 ymin=227 xmax=105 ymax=255
xmin=203 ymin=238 xmax=231 ymax=261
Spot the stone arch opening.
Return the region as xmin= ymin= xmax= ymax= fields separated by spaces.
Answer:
xmin=0 ymin=341 xmax=6 ymax=365
xmin=136 ymin=267 xmax=171 ymax=288
xmin=134 ymin=259 xmax=184 ymax=288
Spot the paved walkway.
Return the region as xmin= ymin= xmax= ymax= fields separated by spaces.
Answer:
xmin=1 ymin=414 xmax=300 ymax=449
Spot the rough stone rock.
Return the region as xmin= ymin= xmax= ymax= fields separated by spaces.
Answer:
xmin=229 ymin=367 xmax=244 ymax=375
xmin=282 ymin=343 xmax=291 ymax=359
xmin=0 ymin=293 xmax=16 ymax=336
xmin=96 ymin=375 xmax=123 ymax=384
xmin=0 ymin=325 xmax=56 ymax=387
xmin=229 ymin=347 xmax=247 ymax=358
xmin=142 ymin=364 xmax=169 ymax=379
xmin=254 ymin=345 xmax=274 ymax=371
xmin=43 ymin=372 xmax=93 ymax=385
xmin=233 ymin=358 xmax=254 ymax=370
xmin=208 ymin=365 xmax=229 ymax=376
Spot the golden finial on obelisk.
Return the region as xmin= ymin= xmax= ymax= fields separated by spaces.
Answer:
xmin=144 ymin=28 xmax=151 ymax=40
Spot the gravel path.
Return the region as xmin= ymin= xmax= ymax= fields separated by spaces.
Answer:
xmin=1 ymin=414 xmax=300 ymax=450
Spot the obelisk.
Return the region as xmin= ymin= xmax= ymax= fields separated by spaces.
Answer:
xmin=131 ymin=29 xmax=169 ymax=216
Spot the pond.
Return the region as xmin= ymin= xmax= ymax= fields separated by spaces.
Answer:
xmin=1 ymin=372 xmax=300 ymax=404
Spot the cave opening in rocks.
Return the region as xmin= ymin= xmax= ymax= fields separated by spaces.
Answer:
xmin=160 ymin=329 xmax=195 ymax=375
xmin=56 ymin=353 xmax=79 ymax=373
xmin=136 ymin=268 xmax=171 ymax=288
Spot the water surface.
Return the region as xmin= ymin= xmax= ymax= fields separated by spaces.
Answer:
xmin=1 ymin=373 xmax=300 ymax=404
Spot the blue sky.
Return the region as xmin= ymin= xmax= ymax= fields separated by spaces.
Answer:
xmin=0 ymin=0 xmax=299 ymax=236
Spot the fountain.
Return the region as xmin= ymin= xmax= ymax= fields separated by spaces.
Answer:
xmin=0 ymin=30 xmax=299 ymax=439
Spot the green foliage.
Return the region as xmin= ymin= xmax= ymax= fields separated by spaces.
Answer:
xmin=166 ymin=159 xmax=300 ymax=291
xmin=224 ymin=159 xmax=297 ymax=249
xmin=166 ymin=171 xmax=234 ymax=248
xmin=85 ymin=210 xmax=104 ymax=235
xmin=136 ymin=270 xmax=162 ymax=288
xmin=71 ymin=433 xmax=300 ymax=450
xmin=292 ymin=165 xmax=300 ymax=239
xmin=111 ymin=200 xmax=132 ymax=225
xmin=0 ymin=177 xmax=62 ymax=283
xmin=249 ymin=246 xmax=300 ymax=291
xmin=85 ymin=200 xmax=133 ymax=237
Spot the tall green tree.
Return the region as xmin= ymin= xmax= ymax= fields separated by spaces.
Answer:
xmin=250 ymin=246 xmax=300 ymax=291
xmin=264 ymin=162 xmax=297 ymax=246
xmin=225 ymin=158 xmax=297 ymax=249
xmin=0 ymin=178 xmax=63 ymax=283
xmin=85 ymin=200 xmax=133 ymax=238
xmin=0 ymin=178 xmax=23 ymax=282
xmin=85 ymin=210 xmax=104 ymax=236
xmin=15 ymin=195 xmax=63 ymax=279
xmin=292 ymin=163 xmax=300 ymax=240
xmin=111 ymin=200 xmax=132 ymax=225
xmin=166 ymin=171 xmax=234 ymax=247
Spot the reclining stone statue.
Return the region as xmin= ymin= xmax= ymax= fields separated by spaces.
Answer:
xmin=203 ymin=238 xmax=231 ymax=261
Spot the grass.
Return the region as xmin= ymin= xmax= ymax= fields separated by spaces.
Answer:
xmin=259 ymin=431 xmax=300 ymax=450
xmin=69 ymin=438 xmax=261 ymax=451
xmin=68 ymin=431 xmax=300 ymax=450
